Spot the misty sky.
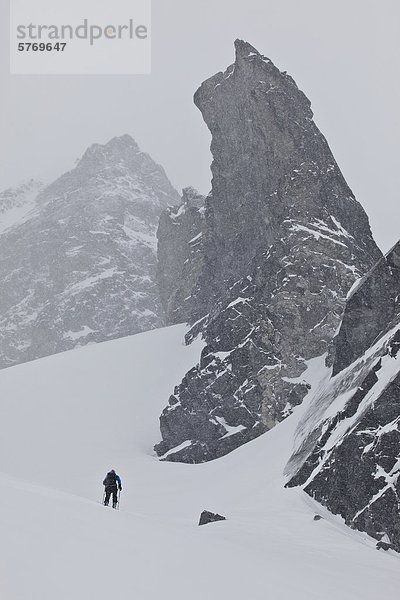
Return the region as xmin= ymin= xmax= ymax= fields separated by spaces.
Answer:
xmin=1 ymin=0 xmax=399 ymax=252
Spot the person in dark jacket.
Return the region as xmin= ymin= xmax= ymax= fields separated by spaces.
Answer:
xmin=103 ymin=469 xmax=122 ymax=508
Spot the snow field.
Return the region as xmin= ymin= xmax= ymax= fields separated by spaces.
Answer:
xmin=1 ymin=324 xmax=399 ymax=600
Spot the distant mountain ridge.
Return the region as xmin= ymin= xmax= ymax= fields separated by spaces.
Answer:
xmin=0 ymin=134 xmax=180 ymax=369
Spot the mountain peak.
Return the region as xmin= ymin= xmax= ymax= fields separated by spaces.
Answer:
xmin=105 ymin=134 xmax=139 ymax=149
xmin=234 ymin=39 xmax=265 ymax=62
xmin=80 ymin=134 xmax=140 ymax=165
xmin=0 ymin=134 xmax=180 ymax=369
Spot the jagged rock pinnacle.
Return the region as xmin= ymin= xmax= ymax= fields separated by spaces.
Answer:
xmin=155 ymin=40 xmax=381 ymax=463
xmin=234 ymin=38 xmax=261 ymax=59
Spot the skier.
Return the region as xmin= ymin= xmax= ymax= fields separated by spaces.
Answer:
xmin=103 ymin=469 xmax=122 ymax=509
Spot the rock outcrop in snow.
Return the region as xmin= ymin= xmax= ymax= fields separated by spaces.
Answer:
xmin=0 ymin=135 xmax=179 ymax=369
xmin=287 ymin=241 xmax=400 ymax=552
xmin=155 ymin=40 xmax=381 ymax=463
xmin=198 ymin=510 xmax=226 ymax=526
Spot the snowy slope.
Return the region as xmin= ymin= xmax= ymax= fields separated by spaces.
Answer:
xmin=1 ymin=325 xmax=399 ymax=600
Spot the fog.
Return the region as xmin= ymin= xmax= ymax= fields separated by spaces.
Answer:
xmin=1 ymin=0 xmax=399 ymax=251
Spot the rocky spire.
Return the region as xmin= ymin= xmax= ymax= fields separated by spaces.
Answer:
xmin=155 ymin=41 xmax=381 ymax=463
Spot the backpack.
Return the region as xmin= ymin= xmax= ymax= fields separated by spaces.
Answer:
xmin=103 ymin=471 xmax=117 ymax=487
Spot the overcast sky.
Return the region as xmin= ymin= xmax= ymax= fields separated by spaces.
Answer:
xmin=1 ymin=0 xmax=399 ymax=251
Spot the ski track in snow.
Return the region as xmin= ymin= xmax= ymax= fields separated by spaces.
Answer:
xmin=0 ymin=324 xmax=399 ymax=600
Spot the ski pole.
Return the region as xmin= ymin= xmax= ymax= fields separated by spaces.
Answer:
xmin=117 ymin=489 xmax=121 ymax=510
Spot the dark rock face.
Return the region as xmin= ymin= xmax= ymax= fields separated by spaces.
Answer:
xmin=198 ymin=510 xmax=226 ymax=526
xmin=287 ymin=242 xmax=400 ymax=552
xmin=0 ymin=135 xmax=179 ymax=369
xmin=157 ymin=187 xmax=205 ymax=325
xmin=333 ymin=241 xmax=400 ymax=374
xmin=376 ymin=542 xmax=395 ymax=552
xmin=155 ymin=40 xmax=381 ymax=463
